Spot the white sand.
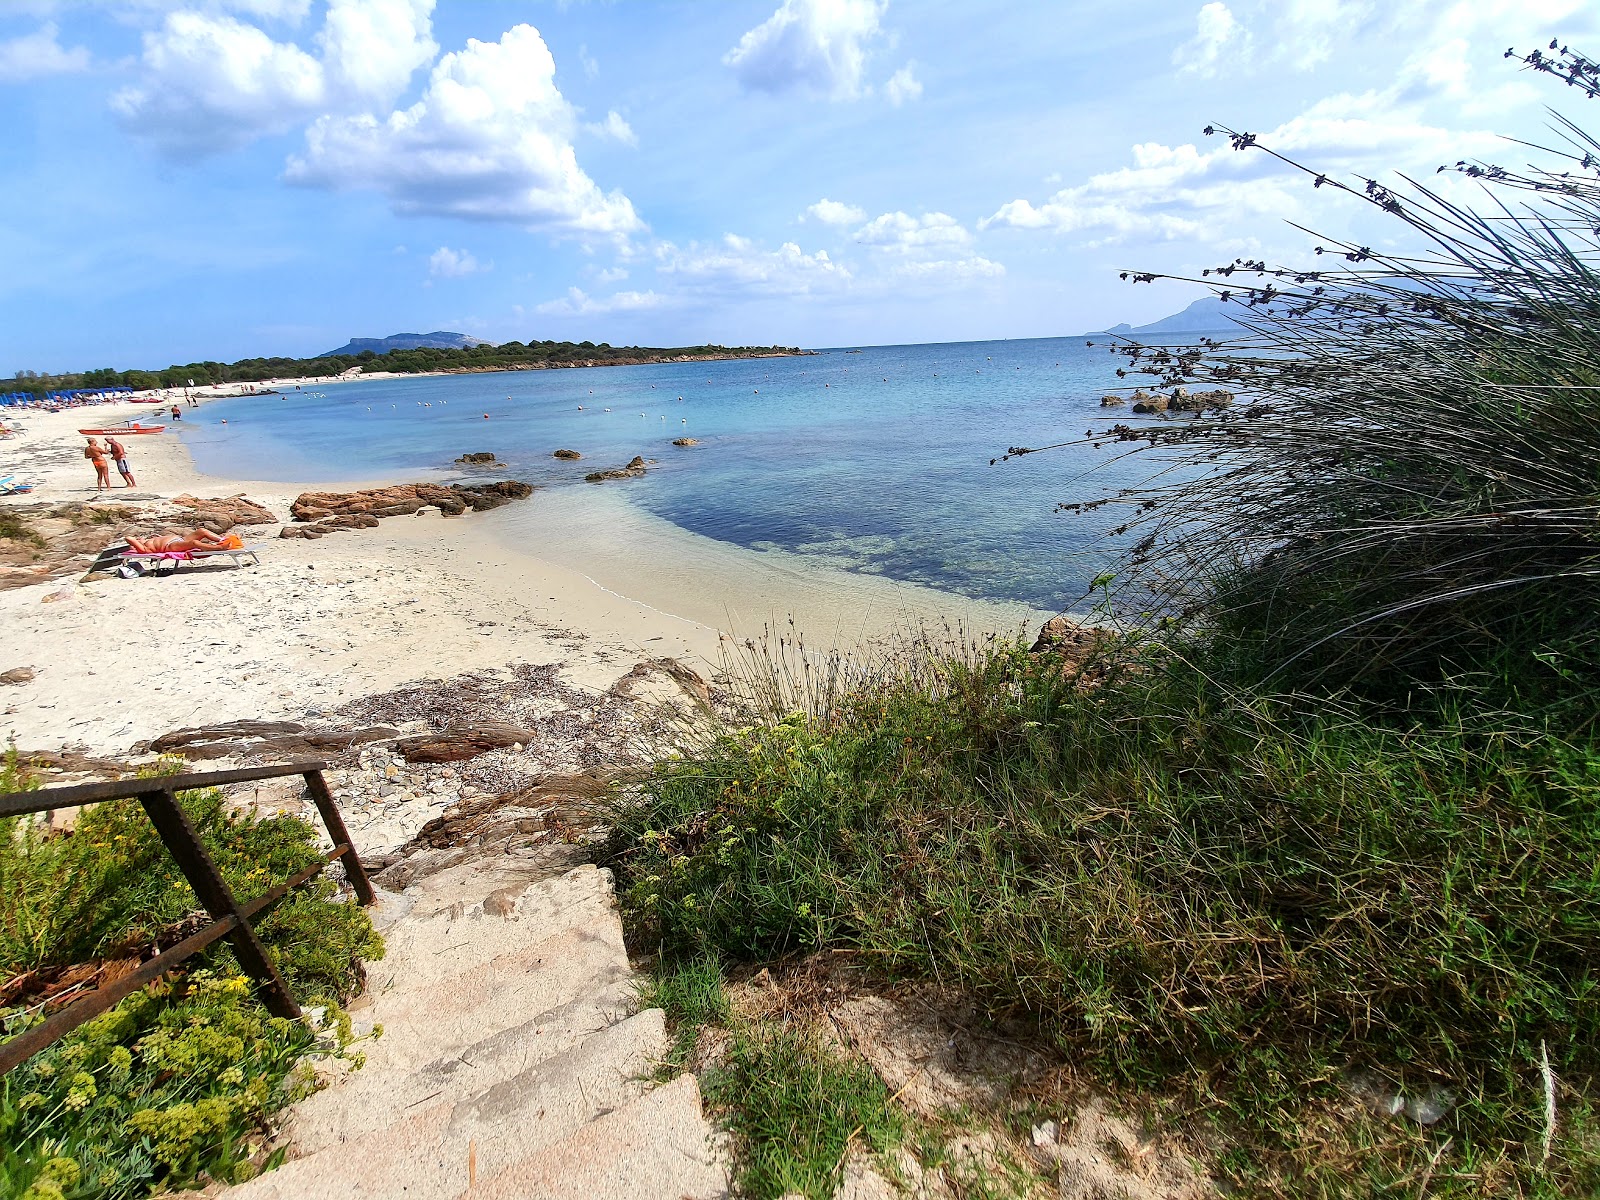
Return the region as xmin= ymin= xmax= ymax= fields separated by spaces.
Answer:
xmin=0 ymin=394 xmax=721 ymax=758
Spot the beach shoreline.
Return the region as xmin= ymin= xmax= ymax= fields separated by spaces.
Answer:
xmin=1 ymin=389 xmax=1047 ymax=765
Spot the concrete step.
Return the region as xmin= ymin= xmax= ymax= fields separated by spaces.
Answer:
xmin=286 ymin=975 xmax=636 ymax=1154
xmin=472 ymin=1073 xmax=728 ymax=1200
xmin=352 ymin=910 xmax=633 ymax=1070
xmin=369 ymin=865 xmax=617 ymax=989
xmin=235 ymin=1010 xmax=668 ymax=1200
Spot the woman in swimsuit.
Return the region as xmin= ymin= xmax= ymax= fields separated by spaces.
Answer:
xmin=125 ymin=529 xmax=243 ymax=554
xmin=84 ymin=438 xmax=110 ymax=492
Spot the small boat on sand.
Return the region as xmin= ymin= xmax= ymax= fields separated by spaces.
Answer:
xmin=77 ymin=423 xmax=166 ymax=435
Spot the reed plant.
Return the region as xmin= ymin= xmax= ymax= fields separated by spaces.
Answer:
xmin=1013 ymin=44 xmax=1600 ymax=715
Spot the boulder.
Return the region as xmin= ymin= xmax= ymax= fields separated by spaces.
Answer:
xmin=172 ymin=494 xmax=278 ymax=531
xmin=1130 ymin=390 xmax=1168 ymax=414
xmin=1168 ymin=388 xmax=1234 ymax=412
xmin=671 ymin=438 xmax=699 ymax=446
xmin=584 ymin=456 xmax=649 ymax=483
xmin=0 ymin=667 xmax=35 ymax=685
xmin=280 ymin=514 xmax=380 ymax=539
xmin=288 ymin=480 xmax=536 ymax=527
xmin=454 ymin=452 xmax=497 ymax=464
xmin=1099 ymin=395 xmax=1125 ymax=407
xmin=553 ymin=449 xmax=583 ymax=460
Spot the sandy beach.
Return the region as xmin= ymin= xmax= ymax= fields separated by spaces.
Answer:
xmin=0 ymin=386 xmax=723 ymax=763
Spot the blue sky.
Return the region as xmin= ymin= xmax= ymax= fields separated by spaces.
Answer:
xmin=3 ymin=0 xmax=1597 ymax=370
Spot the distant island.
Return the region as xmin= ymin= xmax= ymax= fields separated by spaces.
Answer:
xmin=319 ymin=331 xmax=492 ymax=357
xmin=1089 ymin=296 xmax=1242 ymax=338
xmin=2 ymin=338 xmax=808 ymax=397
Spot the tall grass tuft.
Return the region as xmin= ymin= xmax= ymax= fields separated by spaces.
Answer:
xmin=1021 ymin=45 xmax=1600 ymax=712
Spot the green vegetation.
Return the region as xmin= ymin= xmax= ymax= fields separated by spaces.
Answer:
xmin=606 ymin=49 xmax=1600 ymax=1198
xmin=705 ymin=1025 xmax=903 ymax=1200
xmin=0 ymin=512 xmax=45 ymax=550
xmin=0 ymin=753 xmax=381 ymax=1198
xmin=2 ymin=340 xmax=802 ymax=398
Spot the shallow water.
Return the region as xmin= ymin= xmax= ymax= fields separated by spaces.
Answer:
xmin=183 ymin=337 xmax=1156 ymax=618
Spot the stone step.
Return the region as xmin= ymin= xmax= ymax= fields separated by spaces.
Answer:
xmin=235 ymin=1010 xmax=669 ymax=1200
xmin=286 ymin=975 xmax=636 ymax=1154
xmin=472 ymin=1072 xmax=728 ymax=1200
xmin=351 ymin=914 xmax=633 ymax=1069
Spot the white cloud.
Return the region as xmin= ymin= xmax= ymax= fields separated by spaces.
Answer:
xmin=578 ymin=43 xmax=598 ymax=78
xmin=888 ymin=256 xmax=1005 ymax=284
xmin=535 ymin=286 xmax=670 ymax=316
xmin=112 ymin=11 xmax=327 ymax=157
xmin=725 ymin=0 xmax=886 ymax=99
xmin=0 ymin=23 xmax=90 ymax=81
xmin=286 ymin=24 xmax=643 ymax=240
xmin=1173 ymin=2 xmax=1251 ymax=77
xmin=317 ymin=0 xmax=436 ymax=107
xmin=587 ymin=110 xmax=638 ymax=146
xmin=428 ymin=246 xmax=487 ymax=278
xmin=592 ymin=265 xmax=629 ymax=284
xmin=657 ymin=234 xmax=851 ymax=296
xmin=854 ymin=211 xmax=970 ymax=252
xmin=111 ymin=0 xmax=434 ymax=159
xmin=884 ymin=61 xmax=921 ymax=106
xmin=803 ymin=198 xmax=866 ymax=225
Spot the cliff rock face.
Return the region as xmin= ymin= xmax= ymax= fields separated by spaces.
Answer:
xmin=319 ymin=332 xmax=491 ymax=357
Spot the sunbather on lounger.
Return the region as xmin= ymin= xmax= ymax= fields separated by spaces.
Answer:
xmin=125 ymin=529 xmax=244 ymax=554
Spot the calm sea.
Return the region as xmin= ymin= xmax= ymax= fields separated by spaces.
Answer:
xmin=183 ymin=337 xmax=1159 ymax=616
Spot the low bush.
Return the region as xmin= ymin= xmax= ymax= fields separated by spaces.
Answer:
xmin=0 ymin=755 xmax=381 ymax=1198
xmin=604 ymin=640 xmax=1600 ymax=1195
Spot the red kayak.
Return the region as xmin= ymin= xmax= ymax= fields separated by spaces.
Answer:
xmin=78 ymin=423 xmax=166 ymax=435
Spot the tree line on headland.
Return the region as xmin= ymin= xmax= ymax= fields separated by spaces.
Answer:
xmin=2 ymin=340 xmax=804 ymax=398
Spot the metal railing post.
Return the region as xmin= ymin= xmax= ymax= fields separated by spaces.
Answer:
xmin=302 ymin=769 xmax=375 ymax=906
xmin=136 ymin=788 xmax=301 ymax=1021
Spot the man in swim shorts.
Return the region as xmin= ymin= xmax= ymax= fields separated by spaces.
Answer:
xmin=105 ymin=436 xmax=136 ymax=487
xmin=84 ymin=438 xmax=110 ymax=492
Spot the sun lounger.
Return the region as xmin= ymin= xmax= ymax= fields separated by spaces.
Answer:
xmin=117 ymin=544 xmax=264 ymax=577
xmin=0 ymin=475 xmax=38 ymax=495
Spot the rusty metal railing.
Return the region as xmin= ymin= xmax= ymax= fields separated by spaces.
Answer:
xmin=0 ymin=761 xmax=373 ymax=1076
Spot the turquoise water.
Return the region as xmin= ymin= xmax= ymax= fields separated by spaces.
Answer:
xmin=183 ymin=338 xmax=1153 ymax=614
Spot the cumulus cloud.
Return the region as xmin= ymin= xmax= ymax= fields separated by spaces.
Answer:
xmin=884 ymin=61 xmax=921 ymax=105
xmin=286 ymin=24 xmax=643 ymax=239
xmin=535 ymin=286 xmax=669 ymax=316
xmin=587 ymin=110 xmax=638 ymax=146
xmin=982 ymin=80 xmax=1507 ymax=248
xmin=112 ymin=11 xmax=327 ymax=157
xmin=112 ymin=0 xmax=434 ymax=159
xmin=854 ymin=211 xmax=970 ymax=252
xmin=803 ymin=198 xmax=866 ymax=225
xmin=725 ymin=0 xmax=886 ymax=99
xmin=428 ymin=246 xmax=487 ymax=278
xmin=1172 ymin=2 xmax=1251 ymax=77
xmin=0 ymin=23 xmax=90 ymax=81
xmin=317 ymin=0 xmax=436 ymax=106
xmin=657 ymin=234 xmax=850 ymax=296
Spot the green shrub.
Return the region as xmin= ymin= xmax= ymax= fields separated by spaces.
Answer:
xmin=0 ymin=777 xmax=381 ymax=1197
xmin=605 ymin=640 xmax=1600 ymax=1195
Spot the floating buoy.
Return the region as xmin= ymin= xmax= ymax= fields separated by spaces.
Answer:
xmin=483 ymin=413 xmax=490 ymax=419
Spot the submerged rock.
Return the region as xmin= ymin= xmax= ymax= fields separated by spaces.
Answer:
xmin=584 ymin=456 xmax=649 ymax=483
xmin=671 ymin=438 xmax=699 ymax=446
xmin=553 ymin=449 xmax=582 ymax=460
xmin=454 ymin=452 xmax=497 ymax=464
xmin=1099 ymin=394 xmax=1125 ymax=407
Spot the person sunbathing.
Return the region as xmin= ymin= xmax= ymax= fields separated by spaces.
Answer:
xmin=125 ymin=529 xmax=244 ymax=554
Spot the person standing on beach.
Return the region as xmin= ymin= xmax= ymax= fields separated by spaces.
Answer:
xmin=84 ymin=438 xmax=110 ymax=492
xmin=170 ymin=404 xmax=182 ymax=421
xmin=105 ymin=435 xmax=136 ymax=488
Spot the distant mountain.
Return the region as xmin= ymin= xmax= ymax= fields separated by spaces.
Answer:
xmin=1092 ymin=296 xmax=1243 ymax=338
xmin=319 ymin=331 xmax=493 ymax=357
